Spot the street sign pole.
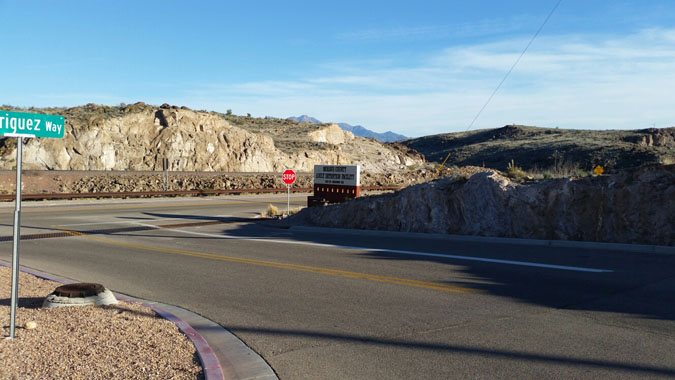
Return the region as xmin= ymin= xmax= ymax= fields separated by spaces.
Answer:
xmin=9 ymin=137 xmax=23 ymax=339
xmin=2 ymin=111 xmax=65 ymax=339
xmin=287 ymin=184 xmax=290 ymax=216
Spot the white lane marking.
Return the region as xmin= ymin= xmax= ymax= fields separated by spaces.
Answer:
xmin=59 ymin=220 xmax=142 ymax=227
xmin=58 ymin=218 xmax=187 ymax=227
xmin=127 ymin=222 xmax=614 ymax=273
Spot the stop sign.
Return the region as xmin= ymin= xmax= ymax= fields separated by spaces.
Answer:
xmin=282 ymin=169 xmax=296 ymax=185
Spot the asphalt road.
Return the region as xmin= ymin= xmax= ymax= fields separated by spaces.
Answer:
xmin=1 ymin=195 xmax=674 ymax=379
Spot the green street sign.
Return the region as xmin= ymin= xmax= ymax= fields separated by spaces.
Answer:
xmin=0 ymin=111 xmax=65 ymax=139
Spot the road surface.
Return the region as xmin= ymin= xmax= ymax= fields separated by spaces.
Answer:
xmin=1 ymin=194 xmax=674 ymax=379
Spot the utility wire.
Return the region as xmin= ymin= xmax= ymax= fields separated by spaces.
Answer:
xmin=465 ymin=0 xmax=562 ymax=133
xmin=432 ymin=0 xmax=563 ymax=180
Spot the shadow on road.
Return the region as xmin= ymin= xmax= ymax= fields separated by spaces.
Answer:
xmin=114 ymin=212 xmax=675 ymax=322
xmin=206 ymin=324 xmax=675 ymax=377
xmin=357 ymin=250 xmax=675 ymax=322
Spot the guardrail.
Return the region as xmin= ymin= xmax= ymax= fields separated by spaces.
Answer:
xmin=0 ymin=185 xmax=401 ymax=201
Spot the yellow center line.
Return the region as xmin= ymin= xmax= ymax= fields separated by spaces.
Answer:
xmin=59 ymin=228 xmax=480 ymax=294
xmin=0 ymin=199 xmax=305 ymax=214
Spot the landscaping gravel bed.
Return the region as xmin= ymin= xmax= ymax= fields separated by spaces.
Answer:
xmin=0 ymin=266 xmax=203 ymax=379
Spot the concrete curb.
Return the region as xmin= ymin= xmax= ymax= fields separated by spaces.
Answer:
xmin=0 ymin=261 xmax=278 ymax=380
xmin=289 ymin=226 xmax=675 ymax=255
xmin=121 ymin=295 xmax=278 ymax=380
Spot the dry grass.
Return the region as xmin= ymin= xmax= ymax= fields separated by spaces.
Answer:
xmin=528 ymin=161 xmax=590 ymax=179
xmin=505 ymin=160 xmax=527 ymax=180
xmin=288 ymin=207 xmax=303 ymax=216
xmin=261 ymin=204 xmax=303 ymax=218
xmin=261 ymin=204 xmax=281 ymax=217
xmin=661 ymin=156 xmax=675 ymax=165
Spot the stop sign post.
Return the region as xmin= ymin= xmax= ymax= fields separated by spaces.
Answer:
xmin=282 ymin=169 xmax=296 ymax=215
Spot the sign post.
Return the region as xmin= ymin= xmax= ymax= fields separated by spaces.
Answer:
xmin=2 ymin=111 xmax=65 ymax=339
xmin=162 ymin=158 xmax=169 ymax=191
xmin=282 ymin=169 xmax=296 ymax=215
xmin=8 ymin=137 xmax=23 ymax=340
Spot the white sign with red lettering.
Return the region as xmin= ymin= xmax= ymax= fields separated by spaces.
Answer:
xmin=282 ymin=169 xmax=296 ymax=185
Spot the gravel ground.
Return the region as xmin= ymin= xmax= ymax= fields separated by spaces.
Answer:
xmin=0 ymin=267 xmax=204 ymax=380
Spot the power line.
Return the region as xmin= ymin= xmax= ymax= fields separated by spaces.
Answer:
xmin=432 ymin=0 xmax=563 ymax=180
xmin=465 ymin=0 xmax=563 ymax=132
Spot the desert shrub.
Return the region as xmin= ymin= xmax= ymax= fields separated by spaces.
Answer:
xmin=288 ymin=207 xmax=303 ymax=216
xmin=505 ymin=159 xmax=527 ymax=180
xmin=261 ymin=204 xmax=280 ymax=217
xmin=452 ymin=174 xmax=470 ymax=184
xmin=261 ymin=204 xmax=303 ymax=217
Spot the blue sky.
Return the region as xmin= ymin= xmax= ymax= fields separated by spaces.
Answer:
xmin=1 ymin=1 xmax=674 ymax=137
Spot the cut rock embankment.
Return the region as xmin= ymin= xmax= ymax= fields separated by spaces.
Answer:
xmin=283 ymin=164 xmax=675 ymax=246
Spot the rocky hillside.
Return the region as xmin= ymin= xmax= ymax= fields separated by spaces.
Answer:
xmin=400 ymin=125 xmax=675 ymax=173
xmin=282 ymin=164 xmax=675 ymax=246
xmin=0 ymin=104 xmax=424 ymax=173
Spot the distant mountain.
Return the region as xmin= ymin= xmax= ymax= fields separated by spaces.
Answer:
xmin=337 ymin=123 xmax=407 ymax=143
xmin=287 ymin=115 xmax=406 ymax=142
xmin=288 ymin=115 xmax=322 ymax=124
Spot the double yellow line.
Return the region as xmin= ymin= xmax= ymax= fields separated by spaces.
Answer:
xmin=61 ymin=228 xmax=480 ymax=294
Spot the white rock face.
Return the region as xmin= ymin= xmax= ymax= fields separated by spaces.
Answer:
xmin=308 ymin=124 xmax=354 ymax=145
xmin=1 ymin=108 xmax=423 ymax=173
xmin=101 ymin=145 xmax=116 ymax=170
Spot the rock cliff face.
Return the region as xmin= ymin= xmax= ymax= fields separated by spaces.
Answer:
xmin=284 ymin=165 xmax=675 ymax=246
xmin=17 ymin=109 xmax=282 ymax=172
xmin=0 ymin=106 xmax=424 ymax=173
xmin=307 ymin=124 xmax=354 ymax=145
